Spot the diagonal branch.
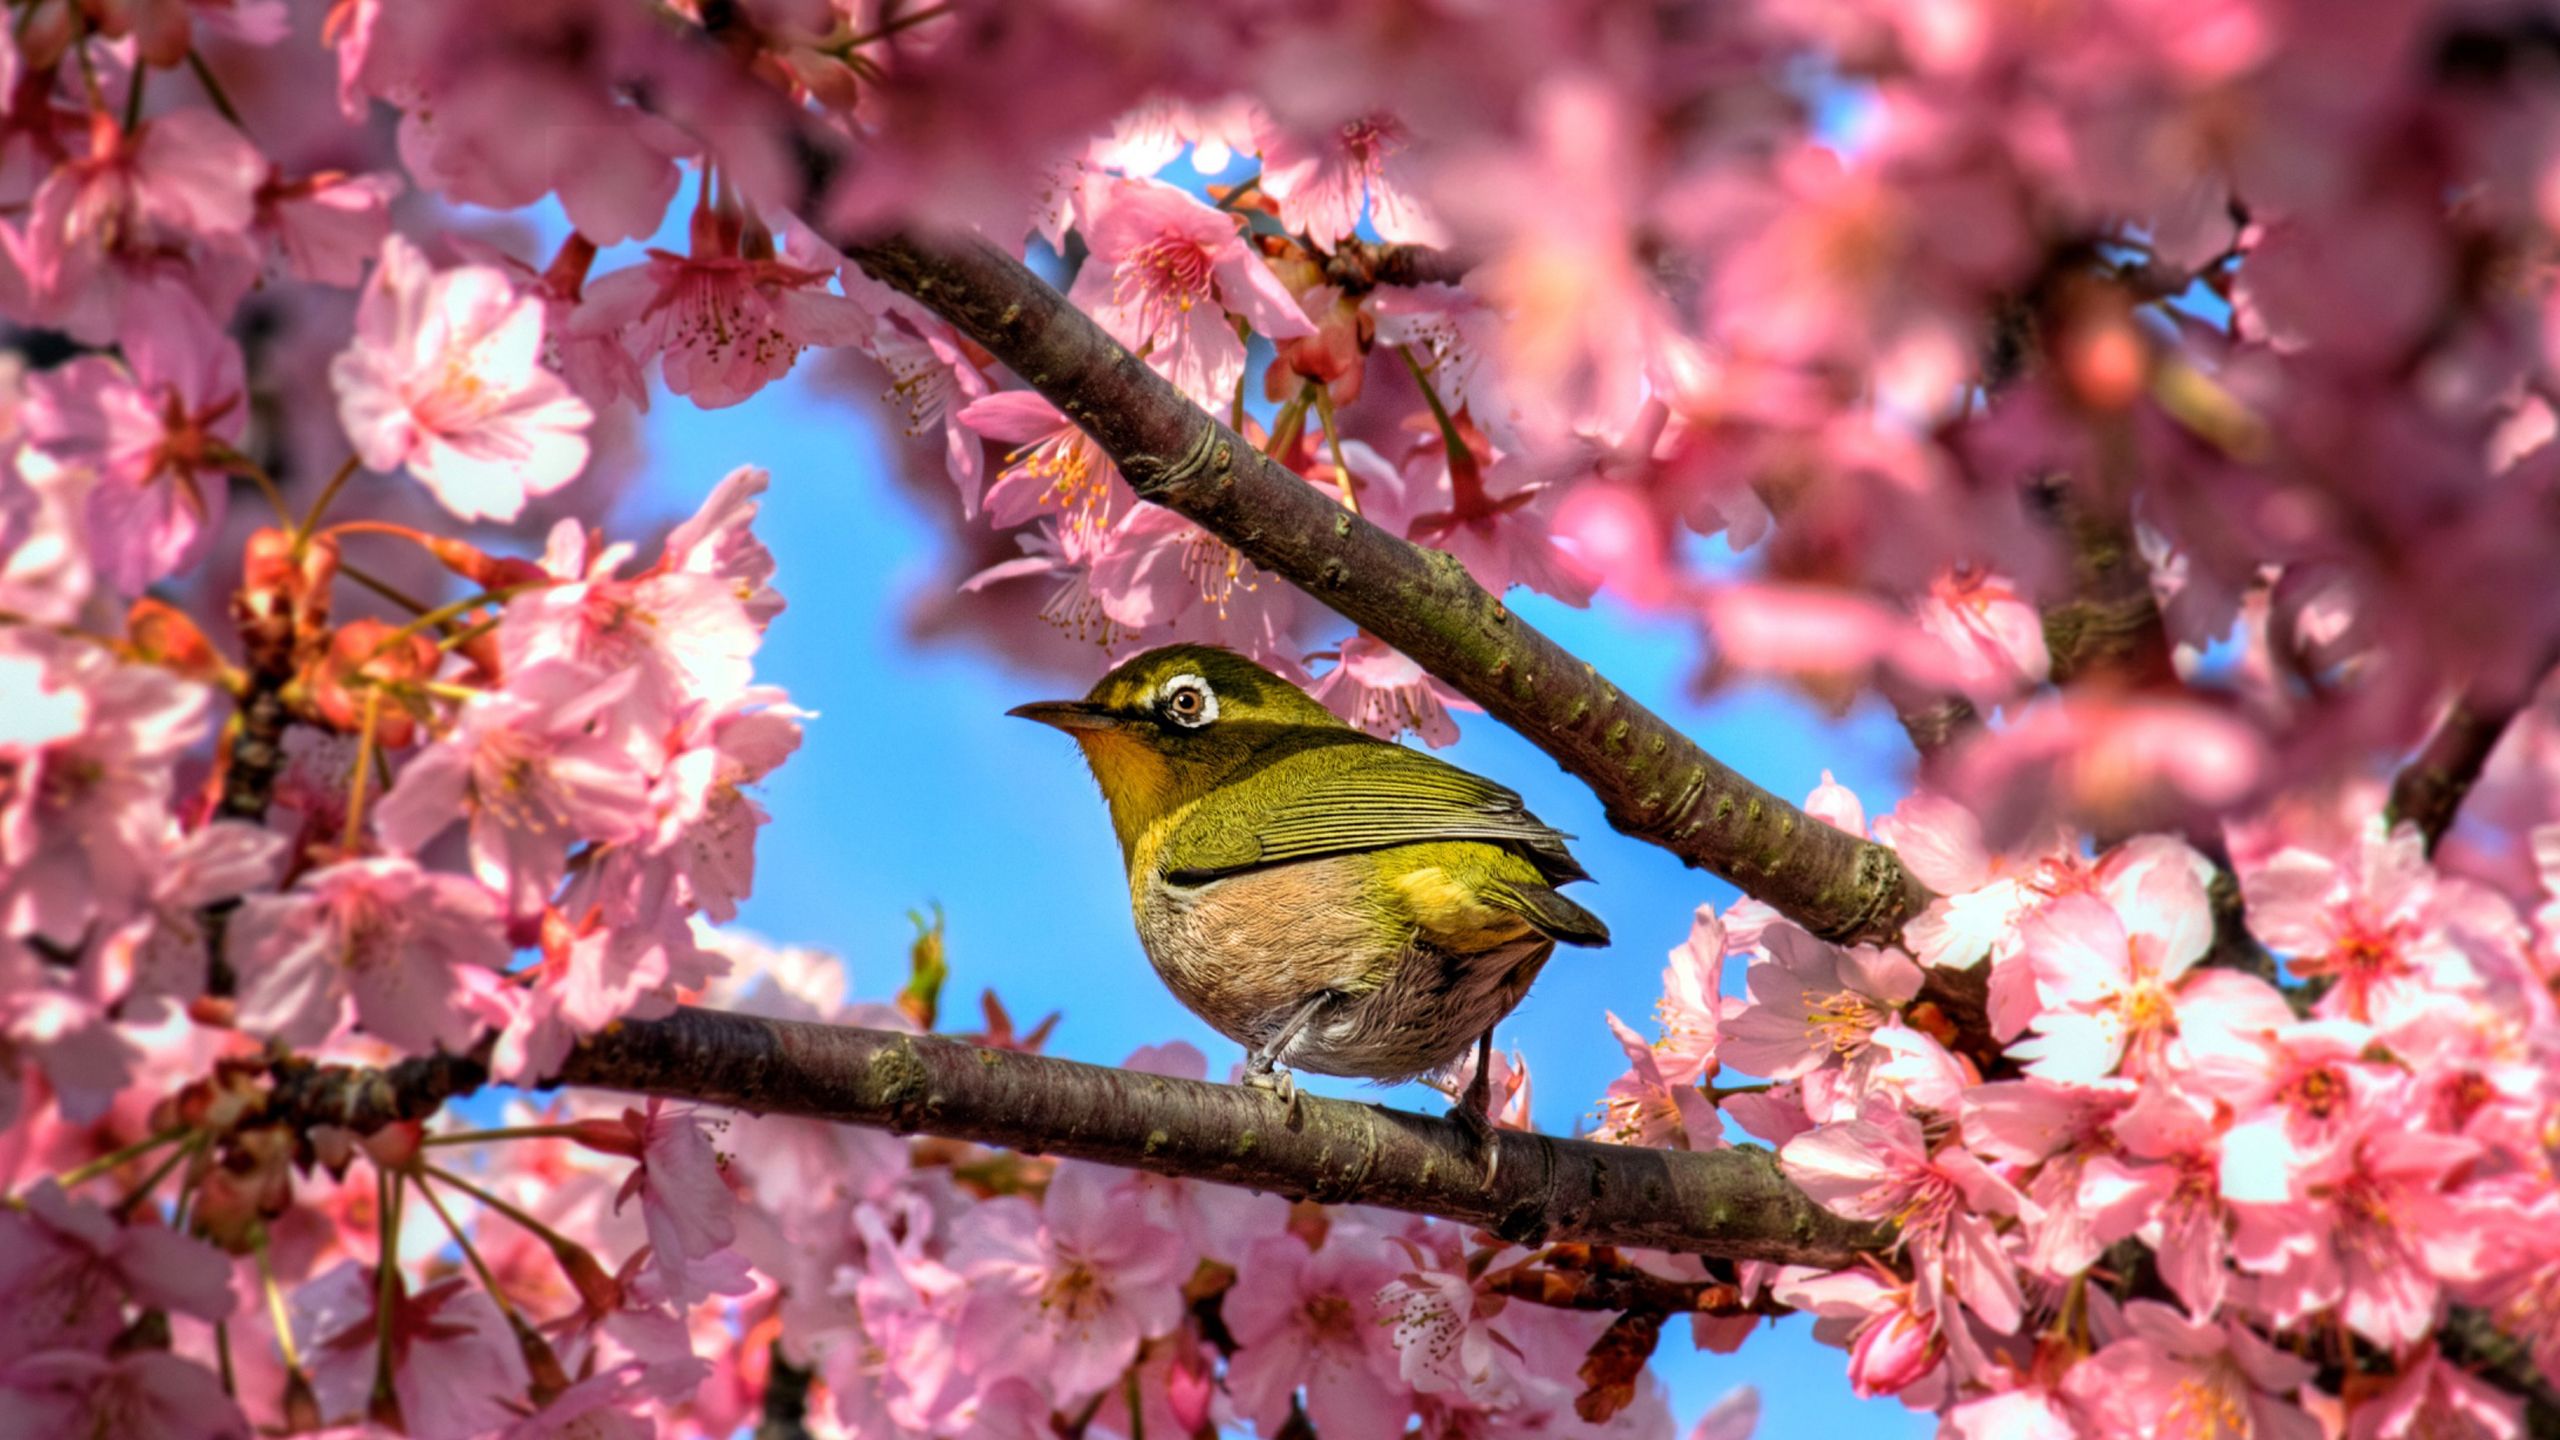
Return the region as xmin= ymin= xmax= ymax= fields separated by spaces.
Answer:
xmin=2388 ymin=674 xmax=2547 ymax=854
xmin=838 ymin=227 xmax=1931 ymax=952
xmin=265 ymin=1006 xmax=1889 ymax=1269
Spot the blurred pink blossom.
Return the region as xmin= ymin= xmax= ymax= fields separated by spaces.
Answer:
xmin=228 ymin=856 xmax=510 ymax=1054
xmin=1068 ymin=177 xmax=1313 ymax=409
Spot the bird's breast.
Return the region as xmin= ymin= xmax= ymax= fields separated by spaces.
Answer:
xmin=1132 ymin=857 xmax=1390 ymax=1041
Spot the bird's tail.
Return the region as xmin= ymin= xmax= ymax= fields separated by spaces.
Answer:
xmin=1485 ymin=880 xmax=1611 ymax=947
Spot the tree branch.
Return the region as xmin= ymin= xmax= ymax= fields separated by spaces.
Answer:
xmin=266 ymin=1006 xmax=1888 ymax=1269
xmin=2027 ymin=473 xmax=2176 ymax=692
xmin=1319 ymin=240 xmax=1476 ymax=294
xmin=2388 ymin=684 xmax=2539 ymax=854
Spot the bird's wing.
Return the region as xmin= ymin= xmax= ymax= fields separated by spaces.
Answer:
xmin=1160 ymin=736 xmax=1590 ymax=886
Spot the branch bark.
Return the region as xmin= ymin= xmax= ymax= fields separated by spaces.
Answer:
xmin=2388 ymin=685 xmax=2538 ymax=854
xmin=1318 ymin=240 xmax=1476 ymax=294
xmin=267 ymin=1006 xmax=1887 ymax=1268
xmin=2027 ymin=473 xmax=2177 ymax=692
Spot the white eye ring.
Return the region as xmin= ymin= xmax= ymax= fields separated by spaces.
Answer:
xmin=1158 ymin=673 xmax=1218 ymax=728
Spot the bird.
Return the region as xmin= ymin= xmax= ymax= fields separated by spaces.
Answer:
xmin=1008 ymin=643 xmax=1608 ymax=1146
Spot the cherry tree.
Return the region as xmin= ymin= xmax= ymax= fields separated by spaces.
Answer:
xmin=5 ymin=0 xmax=2560 ymax=1436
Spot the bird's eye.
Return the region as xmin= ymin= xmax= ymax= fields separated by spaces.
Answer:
xmin=1157 ymin=674 xmax=1218 ymax=728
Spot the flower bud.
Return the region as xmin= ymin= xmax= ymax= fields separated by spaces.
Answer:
xmin=1847 ymin=1302 xmax=1943 ymax=1398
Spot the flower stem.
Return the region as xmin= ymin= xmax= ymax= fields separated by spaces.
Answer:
xmin=186 ymin=49 xmax=246 ymax=132
xmin=385 ymin=586 xmax=529 ymax=648
xmin=111 ymin=1135 xmax=200 ymax=1221
xmin=53 ymin=1127 xmax=186 ymax=1191
xmin=255 ymin=1231 xmax=305 ymax=1374
xmin=341 ymin=684 xmax=385 ymax=856
xmin=840 ymin=0 xmax=952 ymax=49
xmin=421 ymin=1163 xmax=583 ymax=1258
xmin=1312 ymin=383 xmax=1358 ymax=515
xmin=419 ymin=1124 xmax=589 ymax=1148
xmin=224 ymin=454 xmax=293 ymax=525
xmin=374 ymin=1166 xmax=403 ymax=1411
xmin=337 ymin=561 xmax=435 ymax=616
xmin=294 ymin=456 xmax=365 ymax=553
xmin=411 ymin=1171 xmax=519 ymax=1322
xmin=120 ymin=53 xmax=146 ymax=133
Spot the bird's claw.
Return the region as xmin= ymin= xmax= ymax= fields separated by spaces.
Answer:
xmin=1448 ymin=1100 xmax=1502 ymax=1187
xmin=1244 ymin=1064 xmax=1304 ymax=1126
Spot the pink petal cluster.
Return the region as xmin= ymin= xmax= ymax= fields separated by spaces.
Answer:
xmin=330 ymin=235 xmax=594 ymax=522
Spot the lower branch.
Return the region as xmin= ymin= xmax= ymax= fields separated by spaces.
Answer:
xmin=558 ymin=1009 xmax=1886 ymax=1265
xmin=269 ymin=1006 xmax=1889 ymax=1269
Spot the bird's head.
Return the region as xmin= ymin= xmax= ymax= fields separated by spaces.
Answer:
xmin=1009 ymin=644 xmax=1349 ymax=857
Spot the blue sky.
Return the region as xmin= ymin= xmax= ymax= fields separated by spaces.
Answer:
xmin=610 ymin=362 xmax=1939 ymax=1436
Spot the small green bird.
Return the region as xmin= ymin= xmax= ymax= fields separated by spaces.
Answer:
xmin=1009 ymin=644 xmax=1608 ymax=1135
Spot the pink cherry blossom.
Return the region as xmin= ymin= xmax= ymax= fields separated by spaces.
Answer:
xmin=573 ymin=212 xmax=868 ymax=410
xmin=950 ymin=1159 xmax=1193 ymax=1406
xmin=2005 ymin=851 xmax=2295 ymax=1082
xmin=1641 ymin=905 xmax=1728 ymax=1088
xmin=1782 ymin=1105 xmax=2025 ymax=1333
xmin=330 ymin=234 xmax=594 ymax=522
xmin=2235 ymin=1109 xmax=2487 ymax=1349
xmin=1914 ymin=566 xmax=2051 ymax=700
xmin=371 ymin=661 xmax=655 ymax=916
xmin=1949 ymin=695 xmax=2269 ymax=847
xmin=2082 ymin=1084 xmax=2245 ymax=1319
xmin=1224 ymin=1229 xmax=1408 ymax=1436
xmin=660 ymin=465 xmax=784 ymax=630
xmin=0 ymin=633 xmax=213 ymax=950
xmin=299 ymin=1263 xmax=531 ymax=1438
xmin=1959 ymin=1077 xmax=2146 ymax=1279
xmin=0 ymin=1180 xmax=234 ymax=1364
xmin=845 ymin=274 xmax=993 ymax=514
xmin=1067 ymin=177 xmax=1314 ymax=409
xmin=1395 ymin=447 xmax=1597 ymax=604
xmin=22 ymin=292 xmax=244 ymax=595
xmin=1720 ymin=921 xmax=1923 ymax=1086
xmin=1308 ymin=632 xmax=1475 ymax=747
xmin=1087 ymin=502 xmax=1307 ymax=666
xmin=94 ymin=819 xmax=286 ymax=1008
xmin=0 ymin=1349 xmax=248 ymax=1440
xmin=1258 ymin=112 xmax=1442 ymax=251
xmin=2348 ymin=1348 xmax=2524 ymax=1440
xmin=2211 ymin=1019 xmax=2392 ymax=1202
xmin=227 ymin=856 xmax=510 ymax=1054
xmin=1872 ymin=791 xmax=2082 ymax=973
xmin=1596 ymin=1011 xmax=1721 ymax=1149
xmin=2243 ymin=819 xmax=2500 ymax=1028
xmin=259 ymin=169 xmax=401 ymax=289
xmin=1774 ymin=1266 xmax=1947 ymax=1401
xmin=1376 ymin=1264 xmax=1518 ymax=1407
xmin=958 ymin=388 xmax=1131 ymax=538
xmin=17 ymin=110 xmax=264 ymax=342
xmin=500 ymin=517 xmax=761 ymax=729
xmin=593 ymin=1101 xmax=743 ymax=1305
xmin=2062 ymin=1300 xmax=2321 ymax=1440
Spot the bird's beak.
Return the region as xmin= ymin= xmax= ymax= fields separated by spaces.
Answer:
xmin=1006 ymin=700 xmax=1129 ymax=734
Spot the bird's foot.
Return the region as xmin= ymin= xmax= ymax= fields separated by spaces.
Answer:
xmin=1243 ymin=1062 xmax=1304 ymax=1126
xmin=1448 ymin=1097 xmax=1502 ymax=1187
